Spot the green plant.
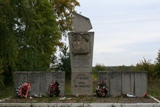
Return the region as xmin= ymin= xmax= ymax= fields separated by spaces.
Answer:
xmin=47 ymin=97 xmax=56 ymax=103
xmin=0 ymin=86 xmax=14 ymax=99
xmin=76 ymin=98 xmax=80 ymax=103
xmin=148 ymin=79 xmax=160 ymax=100
xmin=65 ymin=80 xmax=71 ymax=94
xmin=30 ymin=103 xmax=34 ymax=107
xmin=36 ymin=98 xmax=43 ymax=102
xmin=111 ymin=104 xmax=116 ymax=107
xmin=86 ymin=97 xmax=95 ymax=103
xmin=85 ymin=103 xmax=92 ymax=107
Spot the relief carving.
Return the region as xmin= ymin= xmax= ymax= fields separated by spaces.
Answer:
xmin=72 ymin=33 xmax=90 ymax=54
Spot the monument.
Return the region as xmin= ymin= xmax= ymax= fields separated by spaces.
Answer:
xmin=98 ymin=71 xmax=148 ymax=97
xmin=68 ymin=13 xmax=94 ymax=95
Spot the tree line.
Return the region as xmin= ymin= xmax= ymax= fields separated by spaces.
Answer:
xmin=93 ymin=49 xmax=160 ymax=81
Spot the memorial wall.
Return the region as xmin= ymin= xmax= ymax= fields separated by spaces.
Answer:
xmin=14 ymin=71 xmax=65 ymax=96
xmin=98 ymin=71 xmax=147 ymax=97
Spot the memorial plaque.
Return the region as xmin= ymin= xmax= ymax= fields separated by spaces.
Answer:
xmin=71 ymin=72 xmax=92 ymax=95
xmin=71 ymin=55 xmax=92 ymax=73
xmin=69 ymin=32 xmax=94 ymax=73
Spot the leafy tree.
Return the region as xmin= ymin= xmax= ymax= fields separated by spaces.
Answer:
xmin=154 ymin=49 xmax=160 ymax=78
xmin=0 ymin=0 xmax=18 ymax=86
xmin=54 ymin=45 xmax=71 ymax=80
xmin=136 ymin=58 xmax=155 ymax=81
xmin=15 ymin=0 xmax=62 ymax=71
xmin=14 ymin=0 xmax=80 ymax=71
xmin=156 ymin=50 xmax=160 ymax=63
xmin=93 ymin=64 xmax=107 ymax=79
xmin=110 ymin=65 xmax=129 ymax=71
xmin=50 ymin=0 xmax=80 ymax=36
xmin=0 ymin=0 xmax=80 ymax=86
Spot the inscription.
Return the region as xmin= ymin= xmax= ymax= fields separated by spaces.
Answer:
xmin=73 ymin=73 xmax=91 ymax=88
xmin=79 ymin=85 xmax=90 ymax=88
xmin=79 ymin=77 xmax=88 ymax=80
xmin=78 ymin=82 xmax=86 ymax=84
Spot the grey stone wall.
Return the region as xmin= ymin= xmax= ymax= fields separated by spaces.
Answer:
xmin=98 ymin=71 xmax=147 ymax=97
xmin=14 ymin=71 xmax=65 ymax=97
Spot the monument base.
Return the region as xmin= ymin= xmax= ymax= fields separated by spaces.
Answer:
xmin=71 ymin=72 xmax=92 ymax=95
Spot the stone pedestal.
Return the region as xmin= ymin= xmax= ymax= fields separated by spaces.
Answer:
xmin=69 ymin=13 xmax=94 ymax=95
xmin=69 ymin=32 xmax=94 ymax=95
xmin=71 ymin=72 xmax=92 ymax=95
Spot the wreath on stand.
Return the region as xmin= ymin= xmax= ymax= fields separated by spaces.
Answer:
xmin=48 ymin=80 xmax=60 ymax=97
xmin=16 ymin=82 xmax=31 ymax=98
xmin=96 ymin=80 xmax=108 ymax=97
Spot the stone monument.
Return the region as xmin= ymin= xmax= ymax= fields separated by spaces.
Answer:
xmin=68 ymin=13 xmax=94 ymax=95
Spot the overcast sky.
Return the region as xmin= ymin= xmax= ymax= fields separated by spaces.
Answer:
xmin=70 ymin=0 xmax=160 ymax=66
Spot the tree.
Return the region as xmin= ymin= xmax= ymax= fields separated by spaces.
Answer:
xmin=15 ymin=0 xmax=62 ymax=71
xmin=50 ymin=0 xmax=80 ymax=36
xmin=156 ymin=49 xmax=160 ymax=63
xmin=54 ymin=45 xmax=71 ymax=80
xmin=136 ymin=58 xmax=155 ymax=81
xmin=154 ymin=49 xmax=160 ymax=78
xmin=14 ymin=0 xmax=80 ymax=71
xmin=93 ymin=64 xmax=107 ymax=79
xmin=0 ymin=0 xmax=18 ymax=86
xmin=0 ymin=0 xmax=80 ymax=86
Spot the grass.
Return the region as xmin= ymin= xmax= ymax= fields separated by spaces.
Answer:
xmin=65 ymin=80 xmax=71 ymax=94
xmin=86 ymin=97 xmax=95 ymax=103
xmin=0 ymin=86 xmax=14 ymax=99
xmin=148 ymin=79 xmax=160 ymax=100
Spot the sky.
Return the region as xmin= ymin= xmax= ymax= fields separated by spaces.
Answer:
xmin=68 ymin=0 xmax=160 ymax=66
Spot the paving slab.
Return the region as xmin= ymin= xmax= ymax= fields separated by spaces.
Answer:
xmin=0 ymin=103 xmax=160 ymax=107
